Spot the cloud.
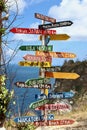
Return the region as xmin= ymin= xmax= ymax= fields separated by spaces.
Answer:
xmin=7 ymin=0 xmax=27 ymax=14
xmin=48 ymin=0 xmax=87 ymax=41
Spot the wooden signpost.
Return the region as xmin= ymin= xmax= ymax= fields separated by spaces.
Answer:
xmin=10 ymin=12 xmax=78 ymax=126
xmin=23 ymin=54 xmax=52 ymax=62
xmin=19 ymin=45 xmax=53 ymax=51
xmin=39 ymin=34 xmax=70 ymax=40
xmin=10 ymin=28 xmax=56 ymax=35
xmin=45 ymin=72 xmax=80 ymax=79
xmin=39 ymin=20 xmax=73 ymax=29
xmin=18 ymin=61 xmax=51 ymax=67
xmin=36 ymin=51 xmax=76 ymax=58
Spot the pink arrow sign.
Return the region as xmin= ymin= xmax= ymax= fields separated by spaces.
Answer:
xmin=35 ymin=103 xmax=70 ymax=111
xmin=23 ymin=54 xmax=52 ymax=62
xmin=34 ymin=119 xmax=75 ymax=126
xmin=10 ymin=28 xmax=56 ymax=35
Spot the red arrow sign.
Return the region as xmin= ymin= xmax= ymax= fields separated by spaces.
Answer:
xmin=23 ymin=54 xmax=52 ymax=62
xmin=34 ymin=119 xmax=75 ymax=126
xmin=10 ymin=28 xmax=56 ymax=35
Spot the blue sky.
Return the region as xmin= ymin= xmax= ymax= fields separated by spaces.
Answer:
xmin=6 ymin=0 xmax=87 ymax=65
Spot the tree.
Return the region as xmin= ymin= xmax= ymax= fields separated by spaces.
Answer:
xmin=0 ymin=0 xmax=18 ymax=128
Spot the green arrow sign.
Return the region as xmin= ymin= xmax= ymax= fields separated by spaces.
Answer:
xmin=19 ymin=45 xmax=53 ymax=51
xmin=25 ymin=78 xmax=50 ymax=86
xmin=29 ymin=99 xmax=49 ymax=109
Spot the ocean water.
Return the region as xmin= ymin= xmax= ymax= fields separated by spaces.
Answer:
xmin=7 ymin=64 xmax=55 ymax=116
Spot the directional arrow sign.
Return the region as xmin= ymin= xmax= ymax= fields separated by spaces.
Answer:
xmin=23 ymin=54 xmax=52 ymax=62
xmin=18 ymin=61 xmax=51 ymax=67
xmin=39 ymin=34 xmax=70 ymax=40
xmin=14 ymin=81 xmax=51 ymax=89
xmin=29 ymin=99 xmax=49 ymax=109
xmin=36 ymin=51 xmax=76 ymax=58
xmin=25 ymin=78 xmax=50 ymax=86
xmin=35 ymin=92 xmax=75 ymax=100
xmin=14 ymin=114 xmax=54 ymax=123
xmin=19 ymin=45 xmax=53 ymax=51
xmin=48 ymin=92 xmax=75 ymax=99
xmin=39 ymin=20 xmax=73 ymax=29
xmin=35 ymin=103 xmax=70 ymax=111
xmin=34 ymin=119 xmax=75 ymax=126
xmin=10 ymin=28 xmax=56 ymax=35
xmin=41 ymin=66 xmax=61 ymax=72
xmin=35 ymin=13 xmax=56 ymax=23
xmin=45 ymin=72 xmax=80 ymax=79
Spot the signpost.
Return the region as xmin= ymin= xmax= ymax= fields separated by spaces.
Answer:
xmin=18 ymin=61 xmax=51 ymax=67
xmin=14 ymin=114 xmax=54 ymax=123
xmin=25 ymin=78 xmax=50 ymax=86
xmin=23 ymin=54 xmax=52 ymax=62
xmin=39 ymin=34 xmax=70 ymax=40
xmin=10 ymin=28 xmax=56 ymax=35
xmin=35 ymin=13 xmax=56 ymax=23
xmin=29 ymin=99 xmax=49 ymax=109
xmin=36 ymin=51 xmax=76 ymax=58
xmin=14 ymin=81 xmax=51 ymax=89
xmin=39 ymin=20 xmax=73 ymax=29
xmin=19 ymin=45 xmax=53 ymax=51
xmin=34 ymin=119 xmax=75 ymax=126
xmin=45 ymin=72 xmax=80 ymax=79
xmin=35 ymin=103 xmax=70 ymax=111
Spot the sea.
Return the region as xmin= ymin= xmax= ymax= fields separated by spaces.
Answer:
xmin=6 ymin=64 xmax=55 ymax=117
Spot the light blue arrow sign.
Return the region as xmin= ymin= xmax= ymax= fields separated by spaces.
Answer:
xmin=14 ymin=114 xmax=54 ymax=123
xmin=35 ymin=92 xmax=75 ymax=100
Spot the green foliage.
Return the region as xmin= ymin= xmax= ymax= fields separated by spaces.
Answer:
xmin=0 ymin=0 xmax=6 ymax=12
xmin=16 ymin=123 xmax=36 ymax=130
xmin=0 ymin=85 xmax=14 ymax=115
xmin=0 ymin=28 xmax=6 ymax=34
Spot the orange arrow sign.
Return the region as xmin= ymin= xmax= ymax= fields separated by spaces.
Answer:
xmin=36 ymin=51 xmax=76 ymax=58
xmin=39 ymin=34 xmax=70 ymax=40
xmin=45 ymin=72 xmax=80 ymax=79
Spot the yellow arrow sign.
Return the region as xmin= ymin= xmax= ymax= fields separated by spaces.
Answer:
xmin=45 ymin=72 xmax=80 ymax=79
xmin=18 ymin=61 xmax=51 ymax=67
xmin=39 ymin=34 xmax=70 ymax=40
xmin=36 ymin=51 xmax=76 ymax=58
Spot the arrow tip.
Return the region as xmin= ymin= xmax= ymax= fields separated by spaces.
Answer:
xmin=10 ymin=28 xmax=15 ymax=33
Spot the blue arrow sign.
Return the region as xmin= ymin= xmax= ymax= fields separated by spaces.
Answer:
xmin=35 ymin=92 xmax=75 ymax=100
xmin=14 ymin=114 xmax=54 ymax=123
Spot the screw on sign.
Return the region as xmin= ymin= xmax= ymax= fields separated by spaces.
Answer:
xmin=39 ymin=34 xmax=70 ymax=41
xmin=18 ymin=61 xmax=51 ymax=67
xmin=34 ymin=119 xmax=75 ymax=126
xmin=35 ymin=13 xmax=56 ymax=23
xmin=23 ymin=54 xmax=52 ymax=62
xmin=35 ymin=103 xmax=70 ymax=111
xmin=38 ymin=20 xmax=73 ymax=29
xmin=10 ymin=28 xmax=56 ymax=35
xmin=19 ymin=45 xmax=53 ymax=51
xmin=35 ymin=51 xmax=76 ymax=58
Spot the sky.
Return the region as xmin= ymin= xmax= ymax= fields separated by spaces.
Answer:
xmin=5 ymin=0 xmax=87 ymax=66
